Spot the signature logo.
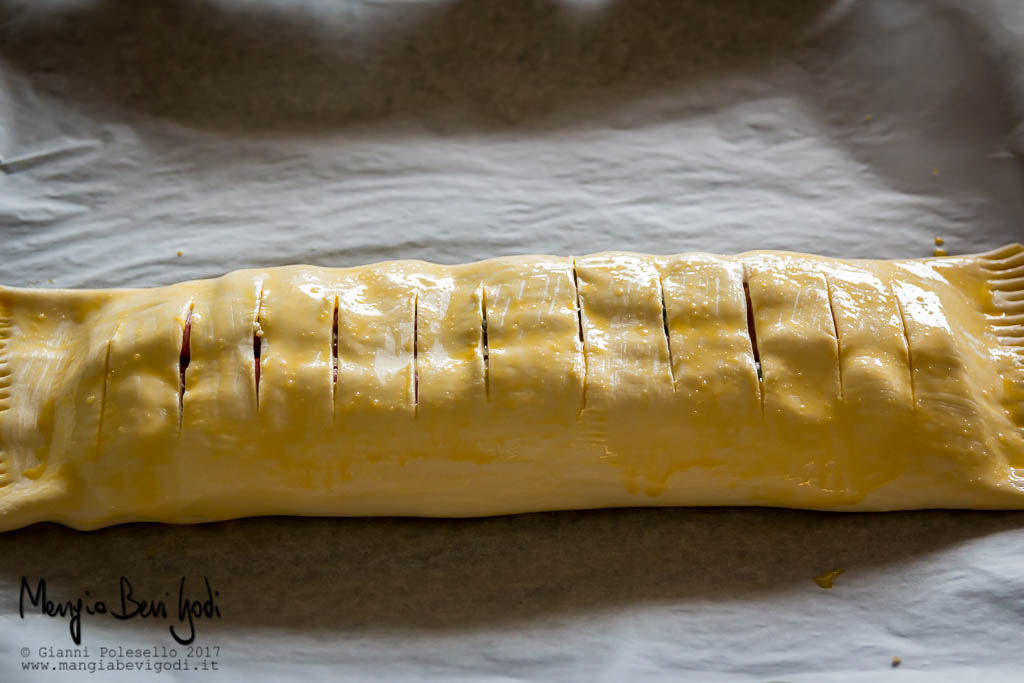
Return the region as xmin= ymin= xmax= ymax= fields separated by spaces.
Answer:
xmin=19 ymin=577 xmax=221 ymax=645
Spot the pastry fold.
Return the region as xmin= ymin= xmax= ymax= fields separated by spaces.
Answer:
xmin=2 ymin=246 xmax=1024 ymax=530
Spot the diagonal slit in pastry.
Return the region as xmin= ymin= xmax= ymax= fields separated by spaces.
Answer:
xmin=178 ymin=300 xmax=194 ymax=433
xmin=480 ymin=285 xmax=490 ymax=400
xmin=572 ymin=258 xmax=588 ymax=416
xmin=254 ymin=283 xmax=265 ymax=410
xmin=413 ymin=292 xmax=419 ymax=412
xmin=331 ymin=296 xmax=339 ymax=388
xmin=742 ymin=273 xmax=762 ymax=384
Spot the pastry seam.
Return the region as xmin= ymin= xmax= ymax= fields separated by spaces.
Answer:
xmin=982 ymin=244 xmax=1024 ymax=429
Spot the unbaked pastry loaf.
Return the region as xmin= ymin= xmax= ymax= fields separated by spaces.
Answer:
xmin=2 ymin=245 xmax=1024 ymax=530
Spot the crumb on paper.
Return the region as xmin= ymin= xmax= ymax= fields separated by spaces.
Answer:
xmin=891 ymin=656 xmax=901 ymax=668
xmin=932 ymin=167 xmax=941 ymax=176
xmin=813 ymin=568 xmax=845 ymax=589
xmin=176 ymin=250 xmax=183 ymax=257
xmin=934 ymin=236 xmax=944 ymax=246
xmin=863 ymin=114 xmax=873 ymax=123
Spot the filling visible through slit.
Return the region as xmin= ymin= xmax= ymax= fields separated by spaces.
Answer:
xmin=413 ymin=293 xmax=419 ymax=413
xmin=254 ymin=285 xmax=265 ymax=409
xmin=332 ymin=296 xmax=339 ymax=387
xmin=480 ymin=286 xmax=490 ymax=400
xmin=658 ymin=274 xmax=675 ymax=388
xmin=742 ymin=281 xmax=761 ymax=378
xmin=178 ymin=301 xmax=194 ymax=433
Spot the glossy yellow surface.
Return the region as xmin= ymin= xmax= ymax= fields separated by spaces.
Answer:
xmin=813 ymin=568 xmax=845 ymax=589
xmin=2 ymin=246 xmax=1024 ymax=530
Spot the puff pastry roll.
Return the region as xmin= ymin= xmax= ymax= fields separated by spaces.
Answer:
xmin=2 ymin=246 xmax=1024 ymax=530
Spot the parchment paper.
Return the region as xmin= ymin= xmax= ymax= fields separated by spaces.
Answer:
xmin=1 ymin=1 xmax=1023 ymax=680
